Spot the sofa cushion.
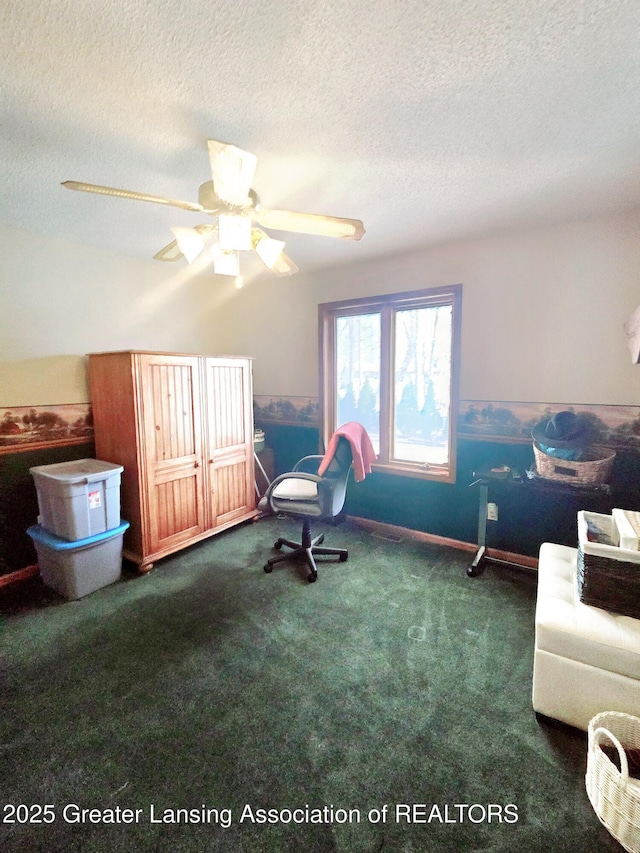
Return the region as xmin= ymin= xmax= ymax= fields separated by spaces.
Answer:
xmin=536 ymin=542 xmax=640 ymax=681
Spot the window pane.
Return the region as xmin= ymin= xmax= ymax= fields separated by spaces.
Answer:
xmin=393 ymin=305 xmax=452 ymax=464
xmin=321 ymin=284 xmax=461 ymax=482
xmin=335 ymin=313 xmax=380 ymax=452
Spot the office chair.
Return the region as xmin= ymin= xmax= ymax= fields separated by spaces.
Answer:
xmin=260 ymin=436 xmax=353 ymax=582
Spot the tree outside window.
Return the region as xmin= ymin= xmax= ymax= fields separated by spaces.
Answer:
xmin=319 ymin=285 xmax=462 ymax=482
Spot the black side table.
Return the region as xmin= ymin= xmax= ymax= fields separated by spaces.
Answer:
xmin=467 ymin=466 xmax=613 ymax=577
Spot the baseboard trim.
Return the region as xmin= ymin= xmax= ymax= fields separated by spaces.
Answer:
xmin=349 ymin=516 xmax=538 ymax=570
xmin=0 ymin=564 xmax=39 ymax=588
xmin=2 ymin=521 xmax=538 ymax=587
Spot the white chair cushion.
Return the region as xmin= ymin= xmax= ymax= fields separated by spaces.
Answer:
xmin=271 ymin=477 xmax=318 ymax=501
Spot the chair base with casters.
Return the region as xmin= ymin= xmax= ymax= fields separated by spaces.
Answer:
xmin=263 ymin=517 xmax=348 ymax=583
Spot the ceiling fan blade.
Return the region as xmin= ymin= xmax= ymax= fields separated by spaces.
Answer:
xmin=153 ymin=240 xmax=184 ymax=262
xmin=207 ymin=140 xmax=257 ymax=206
xmin=253 ymin=208 xmax=365 ymax=241
xmin=62 ymin=181 xmax=204 ymax=213
xmin=271 ymin=251 xmax=298 ymax=276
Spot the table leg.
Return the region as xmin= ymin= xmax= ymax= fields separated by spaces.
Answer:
xmin=468 ymin=480 xmax=488 ymax=577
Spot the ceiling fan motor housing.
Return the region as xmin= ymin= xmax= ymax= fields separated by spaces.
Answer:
xmin=198 ymin=181 xmax=257 ymax=214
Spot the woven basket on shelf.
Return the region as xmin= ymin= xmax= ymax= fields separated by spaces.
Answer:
xmin=532 ymin=440 xmax=615 ymax=485
xmin=586 ymin=711 xmax=640 ymax=853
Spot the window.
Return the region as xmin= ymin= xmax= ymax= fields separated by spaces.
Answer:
xmin=319 ymin=284 xmax=462 ymax=482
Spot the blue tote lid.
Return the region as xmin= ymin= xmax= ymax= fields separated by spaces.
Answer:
xmin=27 ymin=520 xmax=130 ymax=551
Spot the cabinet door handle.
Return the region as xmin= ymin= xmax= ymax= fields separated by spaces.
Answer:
xmin=194 ymin=461 xmax=200 ymax=468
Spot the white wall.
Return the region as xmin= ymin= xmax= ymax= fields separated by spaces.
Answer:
xmin=2 ymin=210 xmax=640 ymax=408
xmin=0 ymin=222 xmax=237 ymax=406
xmin=217 ymin=210 xmax=640 ymax=406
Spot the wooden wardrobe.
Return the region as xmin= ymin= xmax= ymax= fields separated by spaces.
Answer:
xmin=88 ymin=351 xmax=256 ymax=572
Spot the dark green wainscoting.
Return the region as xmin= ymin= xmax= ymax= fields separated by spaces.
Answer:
xmin=3 ymin=425 xmax=640 ymax=577
xmin=256 ymin=421 xmax=640 ymax=560
xmin=0 ymin=442 xmax=95 ymax=576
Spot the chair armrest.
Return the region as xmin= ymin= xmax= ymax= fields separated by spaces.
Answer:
xmin=292 ymin=455 xmax=323 ymax=473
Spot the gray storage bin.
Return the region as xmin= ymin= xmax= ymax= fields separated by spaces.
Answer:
xmin=27 ymin=521 xmax=129 ymax=600
xmin=30 ymin=458 xmax=124 ymax=541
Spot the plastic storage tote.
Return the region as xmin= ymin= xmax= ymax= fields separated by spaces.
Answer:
xmin=30 ymin=458 xmax=124 ymax=541
xmin=27 ymin=521 xmax=129 ymax=600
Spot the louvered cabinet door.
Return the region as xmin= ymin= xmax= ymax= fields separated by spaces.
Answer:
xmin=204 ymin=357 xmax=255 ymax=528
xmin=139 ymin=354 xmax=206 ymax=555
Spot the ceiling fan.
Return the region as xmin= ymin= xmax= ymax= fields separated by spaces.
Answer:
xmin=62 ymin=139 xmax=365 ymax=277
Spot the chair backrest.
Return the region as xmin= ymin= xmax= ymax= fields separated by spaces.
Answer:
xmin=323 ymin=436 xmax=352 ymax=517
xmin=323 ymin=435 xmax=352 ymax=475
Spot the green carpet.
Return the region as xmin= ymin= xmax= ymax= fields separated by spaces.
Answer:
xmin=0 ymin=517 xmax=622 ymax=852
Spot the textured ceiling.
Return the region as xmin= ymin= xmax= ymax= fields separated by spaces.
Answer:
xmin=2 ymin=0 xmax=640 ymax=274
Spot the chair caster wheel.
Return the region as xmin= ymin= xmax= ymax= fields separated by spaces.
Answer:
xmin=339 ymin=553 xmax=348 ymax=562
xmin=308 ymin=572 xmax=318 ymax=583
xmin=264 ymin=564 xmax=273 ymax=573
xmin=274 ymin=539 xmax=283 ymax=550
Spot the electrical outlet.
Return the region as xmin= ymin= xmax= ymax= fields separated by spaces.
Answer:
xmin=487 ymin=502 xmax=499 ymax=521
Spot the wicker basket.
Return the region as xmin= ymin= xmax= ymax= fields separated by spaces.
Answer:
xmin=533 ymin=440 xmax=615 ymax=485
xmin=577 ymin=512 xmax=640 ymax=619
xmin=586 ymin=711 xmax=640 ymax=853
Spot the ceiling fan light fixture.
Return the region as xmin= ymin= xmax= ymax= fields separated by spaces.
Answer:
xmin=213 ymin=250 xmax=240 ymax=277
xmin=170 ymin=226 xmax=207 ymax=263
xmin=254 ymin=235 xmax=286 ymax=269
xmin=218 ymin=214 xmax=253 ymax=251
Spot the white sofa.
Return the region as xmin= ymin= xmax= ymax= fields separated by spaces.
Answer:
xmin=532 ymin=542 xmax=640 ymax=731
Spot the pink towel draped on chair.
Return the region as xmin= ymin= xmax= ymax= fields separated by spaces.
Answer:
xmin=317 ymin=422 xmax=377 ymax=482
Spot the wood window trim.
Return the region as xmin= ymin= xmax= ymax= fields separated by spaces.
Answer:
xmin=319 ymin=284 xmax=462 ymax=483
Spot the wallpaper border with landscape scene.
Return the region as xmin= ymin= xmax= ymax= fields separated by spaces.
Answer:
xmin=0 ymin=404 xmax=93 ymax=454
xmin=253 ymin=396 xmax=640 ymax=450
xmin=2 ymin=398 xmax=640 ymax=453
